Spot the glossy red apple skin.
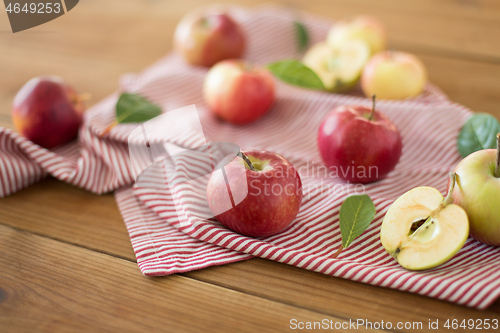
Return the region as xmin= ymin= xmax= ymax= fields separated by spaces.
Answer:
xmin=317 ymin=105 xmax=403 ymax=183
xmin=12 ymin=76 xmax=85 ymax=149
xmin=206 ymin=150 xmax=303 ymax=237
xmin=203 ymin=60 xmax=275 ymax=125
xmin=174 ymin=11 xmax=245 ymax=67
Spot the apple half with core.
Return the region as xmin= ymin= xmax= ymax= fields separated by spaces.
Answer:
xmin=361 ymin=51 xmax=427 ymax=100
xmin=206 ymin=150 xmax=303 ymax=237
xmin=12 ymin=76 xmax=86 ymax=149
xmin=317 ymin=96 xmax=403 ymax=183
xmin=327 ymin=15 xmax=387 ymax=55
xmin=174 ymin=11 xmax=245 ymax=67
xmin=302 ymin=40 xmax=370 ymax=92
xmin=452 ymin=134 xmax=500 ymax=246
xmin=203 ymin=60 xmax=275 ymax=125
xmin=381 ymin=173 xmax=469 ymax=270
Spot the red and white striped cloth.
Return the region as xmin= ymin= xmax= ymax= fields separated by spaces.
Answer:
xmin=2 ymin=6 xmax=500 ymax=309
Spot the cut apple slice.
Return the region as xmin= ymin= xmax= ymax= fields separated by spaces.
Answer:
xmin=380 ymin=174 xmax=469 ymax=270
xmin=302 ymin=40 xmax=370 ymax=92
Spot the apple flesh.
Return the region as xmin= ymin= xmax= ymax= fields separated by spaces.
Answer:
xmin=302 ymin=40 xmax=370 ymax=92
xmin=381 ymin=176 xmax=469 ymax=270
xmin=452 ymin=148 xmax=500 ymax=246
xmin=12 ymin=76 xmax=85 ymax=149
xmin=203 ymin=60 xmax=275 ymax=125
xmin=206 ymin=150 xmax=303 ymax=237
xmin=174 ymin=11 xmax=245 ymax=67
xmin=317 ymin=102 xmax=402 ymax=183
xmin=327 ymin=15 xmax=387 ymax=55
xmin=361 ymin=51 xmax=427 ymax=100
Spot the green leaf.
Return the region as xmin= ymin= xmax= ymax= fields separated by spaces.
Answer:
xmin=457 ymin=113 xmax=500 ymax=158
xmin=116 ymin=93 xmax=162 ymax=124
xmin=267 ymin=60 xmax=325 ymax=90
xmin=339 ymin=195 xmax=376 ymax=248
xmin=294 ymin=21 xmax=309 ymax=51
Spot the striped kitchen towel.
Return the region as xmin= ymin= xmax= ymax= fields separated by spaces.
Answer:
xmin=2 ymin=5 xmax=499 ymax=309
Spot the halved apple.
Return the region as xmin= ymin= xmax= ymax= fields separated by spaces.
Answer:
xmin=302 ymin=40 xmax=370 ymax=92
xmin=380 ymin=174 xmax=469 ymax=270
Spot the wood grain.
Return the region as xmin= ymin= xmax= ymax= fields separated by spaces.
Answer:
xmin=0 ymin=0 xmax=499 ymax=127
xmin=297 ymin=0 xmax=500 ymax=63
xmin=0 ymin=178 xmax=498 ymax=333
xmin=1 ymin=0 xmax=500 ymax=331
xmin=0 ymin=224 xmax=381 ymax=333
xmin=417 ymin=52 xmax=500 ymax=114
xmin=0 ymin=178 xmax=135 ymax=260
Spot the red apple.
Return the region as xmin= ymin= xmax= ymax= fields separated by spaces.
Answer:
xmin=206 ymin=150 xmax=303 ymax=237
xmin=317 ymin=100 xmax=403 ymax=183
xmin=174 ymin=10 xmax=245 ymax=67
xmin=12 ymin=76 xmax=85 ymax=149
xmin=203 ymin=60 xmax=275 ymax=125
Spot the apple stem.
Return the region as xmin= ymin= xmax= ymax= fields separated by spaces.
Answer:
xmin=99 ymin=121 xmax=117 ymax=137
xmin=388 ymin=50 xmax=395 ymax=61
xmin=239 ymin=151 xmax=255 ymax=171
xmin=495 ymin=133 xmax=500 ymax=178
xmin=200 ymin=17 xmax=210 ymax=28
xmin=78 ymin=92 xmax=92 ymax=102
xmin=368 ymin=95 xmax=376 ymax=121
xmin=441 ymin=172 xmax=457 ymax=208
xmin=244 ymin=63 xmax=254 ymax=72
xmin=331 ymin=245 xmax=344 ymax=259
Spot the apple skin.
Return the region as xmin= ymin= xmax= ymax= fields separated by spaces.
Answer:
xmin=302 ymin=40 xmax=370 ymax=92
xmin=206 ymin=150 xmax=303 ymax=237
xmin=12 ymin=76 xmax=85 ymax=149
xmin=452 ymin=149 xmax=500 ymax=246
xmin=327 ymin=15 xmax=387 ymax=55
xmin=380 ymin=185 xmax=469 ymax=270
xmin=317 ymin=105 xmax=402 ymax=183
xmin=174 ymin=11 xmax=245 ymax=67
xmin=361 ymin=51 xmax=427 ymax=100
xmin=203 ymin=60 xmax=275 ymax=125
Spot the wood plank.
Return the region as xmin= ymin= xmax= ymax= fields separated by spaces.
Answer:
xmin=0 ymin=37 xmax=499 ymax=121
xmin=0 ymin=178 xmax=135 ymax=260
xmin=417 ymin=52 xmax=500 ymax=116
xmin=299 ymin=0 xmax=500 ymax=63
xmin=1 ymin=0 xmax=500 ymax=62
xmin=186 ymin=259 xmax=500 ymax=332
xmin=1 ymin=0 xmax=500 ymax=331
xmin=0 ymin=178 xmax=498 ymax=333
xmin=0 ymin=0 xmax=499 ymax=125
xmin=0 ymin=0 xmax=500 ymax=127
xmin=0 ymin=224 xmax=378 ymax=333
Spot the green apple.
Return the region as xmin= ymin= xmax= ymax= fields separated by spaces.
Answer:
xmin=380 ymin=173 xmax=469 ymax=270
xmin=452 ymin=139 xmax=500 ymax=246
xmin=327 ymin=15 xmax=387 ymax=55
xmin=302 ymin=40 xmax=370 ymax=92
xmin=361 ymin=51 xmax=427 ymax=100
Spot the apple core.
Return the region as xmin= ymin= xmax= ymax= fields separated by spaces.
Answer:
xmin=380 ymin=173 xmax=469 ymax=270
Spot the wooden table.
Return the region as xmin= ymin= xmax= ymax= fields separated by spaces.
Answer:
xmin=1 ymin=0 xmax=500 ymax=332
